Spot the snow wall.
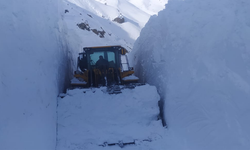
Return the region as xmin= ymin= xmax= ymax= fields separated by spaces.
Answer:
xmin=0 ymin=0 xmax=70 ymax=149
xmin=132 ymin=0 xmax=250 ymax=149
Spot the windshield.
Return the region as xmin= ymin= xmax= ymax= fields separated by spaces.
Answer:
xmin=89 ymin=51 xmax=116 ymax=67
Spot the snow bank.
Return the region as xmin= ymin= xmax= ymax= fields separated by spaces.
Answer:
xmin=0 ymin=0 xmax=69 ymax=149
xmin=132 ymin=0 xmax=250 ymax=149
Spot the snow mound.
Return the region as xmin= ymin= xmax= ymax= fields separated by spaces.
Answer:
xmin=57 ymin=84 xmax=166 ymax=150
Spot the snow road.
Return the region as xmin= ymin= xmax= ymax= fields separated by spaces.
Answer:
xmin=57 ymin=84 xmax=167 ymax=150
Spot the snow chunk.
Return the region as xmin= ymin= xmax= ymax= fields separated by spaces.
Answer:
xmin=70 ymin=77 xmax=87 ymax=84
xmin=122 ymin=74 xmax=139 ymax=81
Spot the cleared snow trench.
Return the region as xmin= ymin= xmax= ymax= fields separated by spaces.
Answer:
xmin=56 ymin=84 xmax=166 ymax=150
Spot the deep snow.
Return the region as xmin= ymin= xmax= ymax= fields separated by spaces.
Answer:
xmin=5 ymin=0 xmax=248 ymax=149
xmin=0 ymin=0 xmax=167 ymax=150
xmin=57 ymin=85 xmax=166 ymax=150
xmin=0 ymin=0 xmax=69 ymax=149
xmin=132 ymin=0 xmax=250 ymax=149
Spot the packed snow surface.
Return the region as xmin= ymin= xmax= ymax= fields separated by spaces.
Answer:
xmin=57 ymin=84 xmax=167 ymax=150
xmin=132 ymin=0 xmax=250 ymax=149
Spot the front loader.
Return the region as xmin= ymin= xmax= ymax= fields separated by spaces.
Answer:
xmin=71 ymin=46 xmax=139 ymax=88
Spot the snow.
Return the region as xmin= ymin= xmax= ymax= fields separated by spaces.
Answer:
xmin=0 ymin=0 xmax=69 ymax=150
xmin=0 ymin=0 xmax=167 ymax=149
xmin=57 ymin=85 xmax=166 ymax=150
xmin=122 ymin=75 xmax=139 ymax=81
xmin=60 ymin=0 xmax=168 ymax=56
xmin=71 ymin=77 xmax=87 ymax=84
xmin=59 ymin=0 xmax=167 ymax=83
xmin=132 ymin=0 xmax=250 ymax=149
xmin=4 ymin=0 xmax=250 ymax=149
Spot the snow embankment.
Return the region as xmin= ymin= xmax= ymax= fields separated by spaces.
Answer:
xmin=0 ymin=0 xmax=69 ymax=150
xmin=132 ymin=0 xmax=250 ymax=149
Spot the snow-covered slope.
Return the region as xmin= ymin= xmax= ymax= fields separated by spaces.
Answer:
xmin=59 ymin=0 xmax=167 ymax=55
xmin=132 ymin=0 xmax=250 ymax=149
xmin=59 ymin=0 xmax=167 ymax=81
xmin=0 ymin=0 xmax=69 ymax=150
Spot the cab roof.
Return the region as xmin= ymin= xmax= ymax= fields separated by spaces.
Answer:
xmin=83 ymin=45 xmax=128 ymax=55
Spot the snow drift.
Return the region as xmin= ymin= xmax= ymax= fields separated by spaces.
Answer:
xmin=0 ymin=0 xmax=69 ymax=150
xmin=132 ymin=0 xmax=250 ymax=149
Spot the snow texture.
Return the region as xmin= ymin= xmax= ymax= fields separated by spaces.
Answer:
xmin=57 ymin=85 xmax=166 ymax=150
xmin=0 ymin=0 xmax=167 ymax=150
xmin=71 ymin=77 xmax=87 ymax=84
xmin=60 ymin=0 xmax=167 ymax=56
xmin=0 ymin=0 xmax=70 ymax=149
xmin=122 ymin=74 xmax=139 ymax=81
xmin=132 ymin=0 xmax=250 ymax=149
